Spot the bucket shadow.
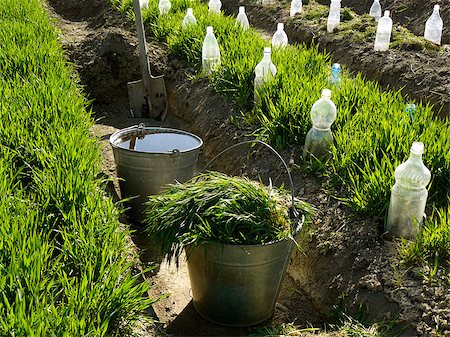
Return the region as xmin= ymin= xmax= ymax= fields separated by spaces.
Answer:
xmin=165 ymin=301 xmax=256 ymax=336
xmin=162 ymin=273 xmax=324 ymax=336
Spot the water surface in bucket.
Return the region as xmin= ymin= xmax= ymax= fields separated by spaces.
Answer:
xmin=118 ymin=133 xmax=201 ymax=153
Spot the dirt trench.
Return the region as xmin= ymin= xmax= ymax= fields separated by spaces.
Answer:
xmin=45 ymin=0 xmax=449 ymax=336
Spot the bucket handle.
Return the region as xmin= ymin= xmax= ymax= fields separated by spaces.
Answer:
xmin=203 ymin=140 xmax=302 ymax=232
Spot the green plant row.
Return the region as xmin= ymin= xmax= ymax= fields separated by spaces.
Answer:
xmin=110 ymin=0 xmax=449 ymax=264
xmin=0 ymin=0 xmax=152 ymax=335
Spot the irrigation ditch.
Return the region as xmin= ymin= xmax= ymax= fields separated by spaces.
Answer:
xmin=46 ymin=0 xmax=449 ymax=335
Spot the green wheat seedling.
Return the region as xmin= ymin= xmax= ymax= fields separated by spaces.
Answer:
xmin=0 ymin=0 xmax=154 ymax=334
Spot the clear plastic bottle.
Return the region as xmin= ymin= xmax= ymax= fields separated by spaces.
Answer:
xmin=374 ymin=10 xmax=392 ymax=51
xmin=330 ymin=63 xmax=341 ymax=86
xmin=202 ymin=26 xmax=221 ymax=75
xmin=424 ymin=5 xmax=443 ymax=45
xmin=209 ymin=0 xmax=222 ymax=14
xmin=386 ymin=142 xmax=431 ymax=239
xmin=254 ymin=47 xmax=277 ymax=104
xmin=182 ymin=8 xmax=197 ymax=28
xmin=140 ymin=0 xmax=149 ymax=9
xmin=236 ymin=6 xmax=250 ymax=30
xmin=290 ymin=0 xmax=302 ymax=17
xmin=271 ymin=23 xmax=288 ymax=49
xmin=327 ymin=0 xmax=341 ymax=33
xmin=303 ymin=89 xmax=337 ymax=159
xmin=369 ymin=0 xmax=382 ymax=21
xmin=158 ymin=0 xmax=171 ymax=15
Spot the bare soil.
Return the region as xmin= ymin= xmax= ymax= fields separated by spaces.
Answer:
xmin=221 ymin=0 xmax=450 ymax=118
xmin=45 ymin=0 xmax=450 ymax=336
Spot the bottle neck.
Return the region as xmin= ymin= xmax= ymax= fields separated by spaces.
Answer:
xmin=263 ymin=54 xmax=272 ymax=62
xmin=409 ymin=152 xmax=423 ymax=162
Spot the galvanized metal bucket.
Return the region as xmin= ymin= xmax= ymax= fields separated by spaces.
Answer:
xmin=187 ymin=239 xmax=295 ymax=327
xmin=186 ymin=140 xmax=302 ymax=327
xmin=110 ymin=124 xmax=203 ymax=222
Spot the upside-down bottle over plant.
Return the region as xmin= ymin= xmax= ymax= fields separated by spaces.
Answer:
xmin=236 ymin=6 xmax=250 ymax=30
xmin=290 ymin=0 xmax=302 ymax=17
xmin=158 ymin=0 xmax=171 ymax=15
xmin=386 ymin=142 xmax=431 ymax=239
xmin=330 ymin=63 xmax=341 ymax=86
xmin=369 ymin=0 xmax=382 ymax=21
xmin=272 ymin=23 xmax=288 ymax=49
xmin=424 ymin=5 xmax=443 ymax=45
xmin=303 ymin=89 xmax=336 ymax=159
xmin=374 ymin=10 xmax=392 ymax=51
xmin=140 ymin=0 xmax=149 ymax=9
xmin=327 ymin=0 xmax=341 ymax=33
xmin=202 ymin=26 xmax=221 ymax=75
xmin=182 ymin=8 xmax=197 ymax=28
xmin=254 ymin=47 xmax=277 ymax=104
xmin=209 ymin=0 xmax=222 ymax=14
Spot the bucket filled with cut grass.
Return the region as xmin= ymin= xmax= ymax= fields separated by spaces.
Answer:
xmin=110 ymin=124 xmax=203 ymax=222
xmin=145 ymin=170 xmax=314 ymax=326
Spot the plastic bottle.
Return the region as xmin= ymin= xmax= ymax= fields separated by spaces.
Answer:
xmin=158 ymin=0 xmax=171 ymax=15
xmin=424 ymin=5 xmax=443 ymax=45
xmin=386 ymin=142 xmax=431 ymax=239
xmin=254 ymin=47 xmax=277 ymax=104
xmin=140 ymin=0 xmax=149 ymax=9
xmin=327 ymin=0 xmax=341 ymax=33
xmin=209 ymin=0 xmax=222 ymax=14
xmin=303 ymin=89 xmax=337 ymax=159
xmin=330 ymin=63 xmax=341 ymax=86
xmin=182 ymin=8 xmax=197 ymax=28
xmin=261 ymin=0 xmax=275 ymax=5
xmin=406 ymin=103 xmax=416 ymax=122
xmin=369 ymin=0 xmax=382 ymax=21
xmin=236 ymin=6 xmax=250 ymax=30
xmin=290 ymin=0 xmax=302 ymax=17
xmin=271 ymin=23 xmax=288 ymax=49
xmin=202 ymin=26 xmax=221 ymax=75
xmin=374 ymin=10 xmax=392 ymax=51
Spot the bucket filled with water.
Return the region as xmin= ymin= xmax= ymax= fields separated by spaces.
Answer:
xmin=110 ymin=124 xmax=203 ymax=222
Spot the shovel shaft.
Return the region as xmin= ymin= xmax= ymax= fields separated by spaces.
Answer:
xmin=132 ymin=0 xmax=152 ymax=92
xmin=130 ymin=0 xmax=168 ymax=120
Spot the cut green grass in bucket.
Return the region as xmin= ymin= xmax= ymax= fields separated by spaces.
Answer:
xmin=145 ymin=172 xmax=315 ymax=260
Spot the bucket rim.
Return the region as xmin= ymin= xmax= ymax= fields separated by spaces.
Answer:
xmin=187 ymin=236 xmax=295 ymax=251
xmin=109 ymin=124 xmax=203 ymax=154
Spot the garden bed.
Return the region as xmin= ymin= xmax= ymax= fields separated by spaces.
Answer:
xmin=221 ymin=0 xmax=450 ymax=118
xmin=46 ymin=0 xmax=449 ymax=336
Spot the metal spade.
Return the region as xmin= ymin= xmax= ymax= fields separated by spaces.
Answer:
xmin=128 ymin=0 xmax=167 ymax=120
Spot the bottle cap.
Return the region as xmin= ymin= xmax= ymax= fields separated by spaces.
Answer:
xmin=207 ymin=26 xmax=213 ymax=34
xmin=187 ymin=7 xmax=193 ymax=14
xmin=384 ymin=10 xmax=390 ymax=17
xmin=332 ymin=63 xmax=341 ymax=70
xmin=411 ymin=142 xmax=424 ymax=155
xmin=321 ymin=88 xmax=332 ymax=98
xmin=434 ymin=4 xmax=440 ymax=11
xmin=239 ymin=6 xmax=245 ymax=13
xmin=277 ymin=23 xmax=284 ymax=30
